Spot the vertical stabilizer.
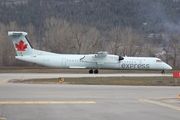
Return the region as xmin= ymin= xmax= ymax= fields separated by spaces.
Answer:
xmin=8 ymin=31 xmax=58 ymax=56
xmin=8 ymin=31 xmax=34 ymax=56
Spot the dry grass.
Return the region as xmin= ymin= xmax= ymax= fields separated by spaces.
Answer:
xmin=3 ymin=67 xmax=179 ymax=86
xmin=10 ymin=77 xmax=180 ymax=86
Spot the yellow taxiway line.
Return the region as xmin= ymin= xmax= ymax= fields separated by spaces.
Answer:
xmin=0 ymin=101 xmax=96 ymax=104
xmin=0 ymin=79 xmax=8 ymax=84
xmin=139 ymin=99 xmax=180 ymax=111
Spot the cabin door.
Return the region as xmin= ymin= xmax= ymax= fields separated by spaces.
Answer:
xmin=62 ymin=58 xmax=66 ymax=67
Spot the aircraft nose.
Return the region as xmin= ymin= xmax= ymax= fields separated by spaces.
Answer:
xmin=165 ymin=64 xmax=172 ymax=70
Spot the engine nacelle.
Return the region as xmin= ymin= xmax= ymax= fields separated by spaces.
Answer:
xmin=119 ymin=56 xmax=124 ymax=61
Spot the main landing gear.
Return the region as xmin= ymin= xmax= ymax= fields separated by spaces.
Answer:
xmin=89 ymin=69 xmax=99 ymax=74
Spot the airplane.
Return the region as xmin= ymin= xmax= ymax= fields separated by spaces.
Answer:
xmin=8 ymin=31 xmax=172 ymax=74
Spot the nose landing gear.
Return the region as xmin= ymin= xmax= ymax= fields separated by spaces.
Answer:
xmin=161 ymin=70 xmax=165 ymax=74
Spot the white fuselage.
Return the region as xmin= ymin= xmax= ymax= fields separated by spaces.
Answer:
xmin=15 ymin=54 xmax=172 ymax=70
xmin=8 ymin=31 xmax=172 ymax=72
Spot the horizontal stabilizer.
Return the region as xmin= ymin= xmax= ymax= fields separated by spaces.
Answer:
xmin=8 ymin=31 xmax=27 ymax=36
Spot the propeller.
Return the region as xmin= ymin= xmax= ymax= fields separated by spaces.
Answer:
xmin=119 ymin=56 xmax=124 ymax=61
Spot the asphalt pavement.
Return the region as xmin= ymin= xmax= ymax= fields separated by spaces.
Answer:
xmin=0 ymin=73 xmax=179 ymax=120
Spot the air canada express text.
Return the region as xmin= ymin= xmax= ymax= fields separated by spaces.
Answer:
xmin=121 ymin=64 xmax=150 ymax=69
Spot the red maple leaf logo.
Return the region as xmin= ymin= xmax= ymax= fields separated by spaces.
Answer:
xmin=15 ymin=40 xmax=27 ymax=51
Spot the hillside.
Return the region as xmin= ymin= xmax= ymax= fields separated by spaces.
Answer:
xmin=0 ymin=0 xmax=180 ymax=33
xmin=0 ymin=0 xmax=180 ymax=67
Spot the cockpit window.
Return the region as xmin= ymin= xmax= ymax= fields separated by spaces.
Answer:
xmin=156 ymin=59 xmax=162 ymax=62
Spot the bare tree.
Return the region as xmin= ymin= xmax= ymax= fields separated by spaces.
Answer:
xmin=85 ymin=27 xmax=102 ymax=54
xmin=43 ymin=17 xmax=70 ymax=53
xmin=23 ymin=23 xmax=38 ymax=48
xmin=107 ymin=26 xmax=143 ymax=56
xmin=170 ymin=32 xmax=180 ymax=68
xmin=108 ymin=26 xmax=122 ymax=55
xmin=161 ymin=33 xmax=171 ymax=64
xmin=121 ymin=27 xmax=142 ymax=56
xmin=70 ymin=24 xmax=87 ymax=54
xmin=0 ymin=21 xmax=20 ymax=66
xmin=132 ymin=34 xmax=144 ymax=57
xmin=0 ymin=22 xmax=7 ymax=66
xmin=8 ymin=21 xmax=21 ymax=31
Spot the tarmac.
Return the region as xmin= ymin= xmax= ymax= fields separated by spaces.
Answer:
xmin=0 ymin=73 xmax=179 ymax=120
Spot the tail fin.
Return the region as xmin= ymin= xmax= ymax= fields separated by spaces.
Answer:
xmin=8 ymin=31 xmax=58 ymax=56
xmin=8 ymin=31 xmax=34 ymax=56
